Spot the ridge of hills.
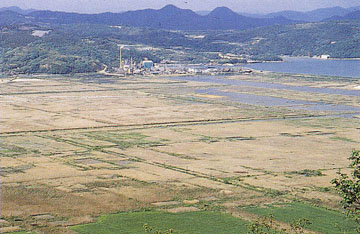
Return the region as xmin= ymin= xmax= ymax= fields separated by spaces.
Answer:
xmin=1 ymin=4 xmax=360 ymax=30
xmin=1 ymin=5 xmax=360 ymax=75
xmin=1 ymin=20 xmax=360 ymax=75
xmin=325 ymin=10 xmax=360 ymax=21
xmin=1 ymin=5 xmax=298 ymax=30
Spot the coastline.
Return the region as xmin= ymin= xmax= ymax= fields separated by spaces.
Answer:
xmin=245 ymin=57 xmax=360 ymax=79
xmin=281 ymin=55 xmax=360 ymax=61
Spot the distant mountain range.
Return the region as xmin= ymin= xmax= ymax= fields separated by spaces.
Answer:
xmin=265 ymin=6 xmax=353 ymax=22
xmin=239 ymin=6 xmax=360 ymax=22
xmin=0 ymin=5 xmax=298 ymax=30
xmin=325 ymin=10 xmax=360 ymax=21
xmin=0 ymin=6 xmax=36 ymax=15
xmin=228 ymin=6 xmax=360 ymax=22
xmin=0 ymin=4 xmax=360 ymax=30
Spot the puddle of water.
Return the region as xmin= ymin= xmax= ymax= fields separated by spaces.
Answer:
xmin=196 ymin=88 xmax=360 ymax=113
xmin=78 ymin=78 xmax=117 ymax=84
xmin=291 ymin=104 xmax=360 ymax=112
xmin=169 ymin=76 xmax=360 ymax=97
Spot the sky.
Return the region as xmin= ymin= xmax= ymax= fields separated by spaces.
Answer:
xmin=0 ymin=0 xmax=359 ymax=14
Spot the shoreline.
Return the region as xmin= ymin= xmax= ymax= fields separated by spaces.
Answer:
xmin=281 ymin=55 xmax=360 ymax=61
xmin=246 ymin=57 xmax=360 ymax=79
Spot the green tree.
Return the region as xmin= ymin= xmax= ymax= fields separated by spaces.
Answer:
xmin=143 ymin=224 xmax=175 ymax=234
xmin=331 ymin=150 xmax=360 ymax=232
xmin=247 ymin=214 xmax=311 ymax=234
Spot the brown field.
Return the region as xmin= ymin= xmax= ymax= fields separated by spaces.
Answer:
xmin=1 ymin=73 xmax=359 ymax=233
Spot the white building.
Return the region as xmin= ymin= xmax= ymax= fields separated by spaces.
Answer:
xmin=320 ymin=55 xmax=330 ymax=60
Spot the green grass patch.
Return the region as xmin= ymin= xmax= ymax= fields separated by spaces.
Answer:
xmin=244 ymin=202 xmax=358 ymax=234
xmin=198 ymin=136 xmax=221 ymax=143
xmin=0 ymin=143 xmax=27 ymax=157
xmin=71 ymin=211 xmax=249 ymax=234
xmin=330 ymin=136 xmax=357 ymax=143
xmin=288 ymin=118 xmax=360 ymax=129
xmin=85 ymin=132 xmax=166 ymax=149
xmin=288 ymin=169 xmax=324 ymax=177
xmin=222 ymin=176 xmax=243 ymax=185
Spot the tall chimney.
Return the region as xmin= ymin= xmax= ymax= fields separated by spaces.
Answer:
xmin=119 ymin=46 xmax=122 ymax=69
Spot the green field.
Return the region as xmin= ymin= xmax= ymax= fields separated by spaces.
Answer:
xmin=71 ymin=211 xmax=249 ymax=234
xmin=245 ymin=202 xmax=358 ymax=234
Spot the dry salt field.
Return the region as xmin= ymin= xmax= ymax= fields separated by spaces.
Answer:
xmin=1 ymin=72 xmax=360 ymax=234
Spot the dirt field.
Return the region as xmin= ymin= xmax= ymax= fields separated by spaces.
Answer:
xmin=1 ymin=73 xmax=359 ymax=233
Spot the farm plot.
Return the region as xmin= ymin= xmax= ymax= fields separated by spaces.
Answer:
xmin=1 ymin=73 xmax=359 ymax=233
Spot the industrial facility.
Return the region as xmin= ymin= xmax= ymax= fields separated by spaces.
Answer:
xmin=114 ymin=45 xmax=250 ymax=77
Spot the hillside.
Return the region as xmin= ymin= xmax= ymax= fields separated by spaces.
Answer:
xmin=218 ymin=21 xmax=360 ymax=58
xmin=256 ymin=6 xmax=360 ymax=22
xmin=0 ymin=18 xmax=359 ymax=74
xmin=325 ymin=10 xmax=360 ymax=21
xmin=0 ymin=10 xmax=28 ymax=25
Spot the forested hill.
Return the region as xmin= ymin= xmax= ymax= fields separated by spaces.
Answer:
xmin=325 ymin=10 xmax=360 ymax=21
xmin=223 ymin=20 xmax=360 ymax=58
xmin=0 ymin=18 xmax=359 ymax=74
xmin=0 ymin=11 xmax=27 ymax=26
xmin=264 ymin=6 xmax=353 ymax=22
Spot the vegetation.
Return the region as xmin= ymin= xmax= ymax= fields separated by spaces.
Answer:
xmin=330 ymin=136 xmax=357 ymax=143
xmin=331 ymin=150 xmax=360 ymax=232
xmin=73 ymin=214 xmax=311 ymax=234
xmin=0 ymin=24 xmax=163 ymax=74
xmin=71 ymin=211 xmax=249 ymax=234
xmin=70 ymin=205 xmax=357 ymax=234
xmin=244 ymin=202 xmax=358 ymax=233
xmin=144 ymin=224 xmax=177 ymax=234
xmin=212 ymin=20 xmax=360 ymax=58
xmin=289 ymin=169 xmax=324 ymax=177
xmin=1 ymin=20 xmax=360 ymax=74
xmin=247 ymin=213 xmax=311 ymax=234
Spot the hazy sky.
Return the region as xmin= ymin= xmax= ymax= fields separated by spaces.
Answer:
xmin=1 ymin=0 xmax=359 ymax=14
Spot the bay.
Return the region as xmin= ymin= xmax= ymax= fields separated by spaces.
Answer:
xmin=245 ymin=57 xmax=360 ymax=78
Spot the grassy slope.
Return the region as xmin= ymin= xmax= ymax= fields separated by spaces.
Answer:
xmin=245 ymin=202 xmax=358 ymax=234
xmin=71 ymin=211 xmax=249 ymax=234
